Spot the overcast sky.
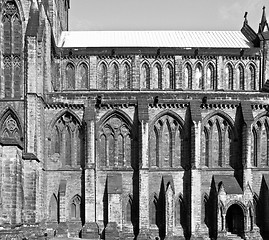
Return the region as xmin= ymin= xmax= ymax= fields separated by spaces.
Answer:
xmin=69 ymin=0 xmax=269 ymax=31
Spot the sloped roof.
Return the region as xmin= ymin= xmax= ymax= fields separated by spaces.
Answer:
xmin=214 ymin=175 xmax=243 ymax=194
xmin=58 ymin=31 xmax=253 ymax=49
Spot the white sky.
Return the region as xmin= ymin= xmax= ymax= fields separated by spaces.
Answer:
xmin=69 ymin=0 xmax=269 ymax=32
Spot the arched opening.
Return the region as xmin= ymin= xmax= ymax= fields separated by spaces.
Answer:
xmin=226 ymin=204 xmax=244 ymax=237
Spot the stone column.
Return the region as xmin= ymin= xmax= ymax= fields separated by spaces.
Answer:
xmin=137 ymin=99 xmax=150 ymax=240
xmin=82 ymin=104 xmax=99 ymax=239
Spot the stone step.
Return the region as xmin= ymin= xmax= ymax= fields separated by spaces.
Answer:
xmin=226 ymin=231 xmax=243 ymax=240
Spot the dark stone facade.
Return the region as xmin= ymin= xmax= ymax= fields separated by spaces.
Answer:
xmin=1 ymin=0 xmax=269 ymax=239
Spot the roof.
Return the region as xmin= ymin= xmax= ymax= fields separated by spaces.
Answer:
xmin=214 ymin=175 xmax=243 ymax=194
xmin=58 ymin=31 xmax=253 ymax=49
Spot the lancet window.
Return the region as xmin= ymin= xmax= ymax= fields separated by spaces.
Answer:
xmin=78 ymin=63 xmax=88 ymax=89
xmin=125 ymin=195 xmax=133 ymax=223
xmin=252 ymin=116 xmax=269 ymax=167
xmin=152 ymin=63 xmax=162 ymax=89
xmin=238 ymin=64 xmax=244 ymax=90
xmin=164 ymin=63 xmax=174 ymax=89
xmin=98 ymin=63 xmax=108 ymax=89
xmin=141 ymin=63 xmax=150 ymax=89
xmin=51 ymin=112 xmax=82 ymax=167
xmin=195 ymin=63 xmax=203 ymax=89
xmin=99 ymin=115 xmax=132 ymax=168
xmin=110 ymin=63 xmax=119 ymax=89
xmin=201 ymin=115 xmax=233 ymax=168
xmin=249 ymin=64 xmax=256 ymax=90
xmin=121 ymin=63 xmax=131 ymax=89
xmin=226 ymin=64 xmax=233 ymax=90
xmin=70 ymin=195 xmax=81 ymax=220
xmin=66 ymin=63 xmax=75 ymax=89
xmin=206 ymin=63 xmax=215 ymax=90
xmin=2 ymin=0 xmax=23 ymax=98
xmin=149 ymin=115 xmax=183 ymax=168
xmin=184 ymin=63 xmax=192 ymax=89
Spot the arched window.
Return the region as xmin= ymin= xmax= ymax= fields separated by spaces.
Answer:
xmin=226 ymin=64 xmax=233 ymax=90
xmin=99 ymin=115 xmax=132 ymax=168
xmin=110 ymin=63 xmax=119 ymax=89
xmin=99 ymin=63 xmax=107 ymax=89
xmin=126 ymin=196 xmax=133 ymax=223
xmin=252 ymin=128 xmax=258 ymax=167
xmin=70 ymin=195 xmax=81 ymax=220
xmin=150 ymin=115 xmax=182 ymax=168
xmin=202 ymin=116 xmax=233 ymax=168
xmin=238 ymin=64 xmax=244 ymax=90
xmin=121 ymin=63 xmax=131 ymax=89
xmin=66 ymin=63 xmax=75 ymax=89
xmin=2 ymin=0 xmax=23 ymax=98
xmin=195 ymin=63 xmax=203 ymax=89
xmin=249 ymin=64 xmax=256 ymax=91
xmin=78 ymin=63 xmax=88 ymax=89
xmin=50 ymin=112 xmax=81 ymax=167
xmin=150 ymin=195 xmax=158 ymax=225
xmin=185 ymin=63 xmax=192 ymax=89
xmin=152 ymin=63 xmax=162 ymax=89
xmin=206 ymin=63 xmax=214 ymax=90
xmin=141 ymin=63 xmax=150 ymax=89
xmin=49 ymin=194 xmax=58 ymax=222
xmin=164 ymin=63 xmax=174 ymax=89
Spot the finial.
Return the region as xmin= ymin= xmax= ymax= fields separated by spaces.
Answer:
xmin=244 ymin=12 xmax=248 ymax=25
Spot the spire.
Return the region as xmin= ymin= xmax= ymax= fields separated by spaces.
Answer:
xmin=259 ymin=6 xmax=269 ymax=33
xmin=26 ymin=0 xmax=40 ymax=36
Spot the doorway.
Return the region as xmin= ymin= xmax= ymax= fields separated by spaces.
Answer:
xmin=226 ymin=204 xmax=244 ymax=236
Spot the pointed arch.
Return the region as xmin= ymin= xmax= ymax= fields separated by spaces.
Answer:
xmin=65 ymin=63 xmax=75 ymax=90
xmin=121 ymin=62 xmax=131 ymax=89
xmin=237 ymin=64 xmax=244 ymax=90
xmin=110 ymin=62 xmax=119 ymax=90
xmin=152 ymin=62 xmax=162 ymax=89
xmin=195 ymin=62 xmax=203 ymax=89
xmin=206 ymin=63 xmax=215 ymax=90
xmin=149 ymin=194 xmax=158 ymax=225
xmin=249 ymin=64 xmax=256 ymax=91
xmin=70 ymin=195 xmax=81 ymax=220
xmin=98 ymin=62 xmax=108 ymax=90
xmin=49 ymin=194 xmax=59 ymax=222
xmin=226 ymin=63 xmax=233 ymax=90
xmin=78 ymin=62 xmax=88 ymax=89
xmin=184 ymin=62 xmax=192 ymax=89
xmin=125 ymin=195 xmax=133 ymax=223
xmin=164 ymin=62 xmax=174 ymax=89
xmin=0 ymin=107 xmax=23 ymax=144
xmin=141 ymin=62 xmax=150 ymax=89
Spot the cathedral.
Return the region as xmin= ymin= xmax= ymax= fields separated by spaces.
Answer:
xmin=1 ymin=0 xmax=269 ymax=239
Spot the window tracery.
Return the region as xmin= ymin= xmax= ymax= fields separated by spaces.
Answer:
xmin=99 ymin=115 xmax=132 ymax=168
xmin=70 ymin=195 xmax=81 ymax=220
xmin=149 ymin=115 xmax=183 ymax=168
xmin=2 ymin=0 xmax=22 ymax=98
xmin=252 ymin=116 xmax=269 ymax=167
xmin=201 ymin=115 xmax=233 ymax=168
xmin=51 ymin=112 xmax=82 ymax=167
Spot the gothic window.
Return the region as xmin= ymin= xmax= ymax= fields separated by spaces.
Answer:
xmin=141 ymin=63 xmax=150 ymax=89
xmin=78 ymin=63 xmax=88 ymax=89
xmin=121 ymin=63 xmax=131 ymax=89
xmin=51 ymin=112 xmax=82 ymax=167
xmin=206 ymin=63 xmax=214 ymax=90
xmin=110 ymin=63 xmax=119 ymax=89
xmin=195 ymin=63 xmax=203 ymax=89
xmin=66 ymin=63 xmax=75 ymax=89
xmin=70 ymin=195 xmax=81 ymax=220
xmin=49 ymin=194 xmax=58 ymax=222
xmin=185 ymin=63 xmax=192 ymax=89
xmin=238 ymin=64 xmax=244 ymax=90
xmin=152 ymin=63 xmax=162 ymax=89
xmin=150 ymin=195 xmax=158 ymax=225
xmin=202 ymin=115 xmax=233 ymax=168
xmin=2 ymin=0 xmax=23 ymax=98
xmin=164 ymin=63 xmax=174 ymax=89
xmin=125 ymin=196 xmax=133 ymax=223
xmin=226 ymin=64 xmax=233 ymax=90
xmin=98 ymin=63 xmax=107 ymax=89
xmin=252 ymin=117 xmax=269 ymax=167
xmin=249 ymin=64 xmax=256 ymax=90
xmin=149 ymin=115 xmax=183 ymax=168
xmin=99 ymin=115 xmax=132 ymax=168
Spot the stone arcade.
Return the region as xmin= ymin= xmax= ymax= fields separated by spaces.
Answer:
xmin=1 ymin=0 xmax=269 ymax=239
